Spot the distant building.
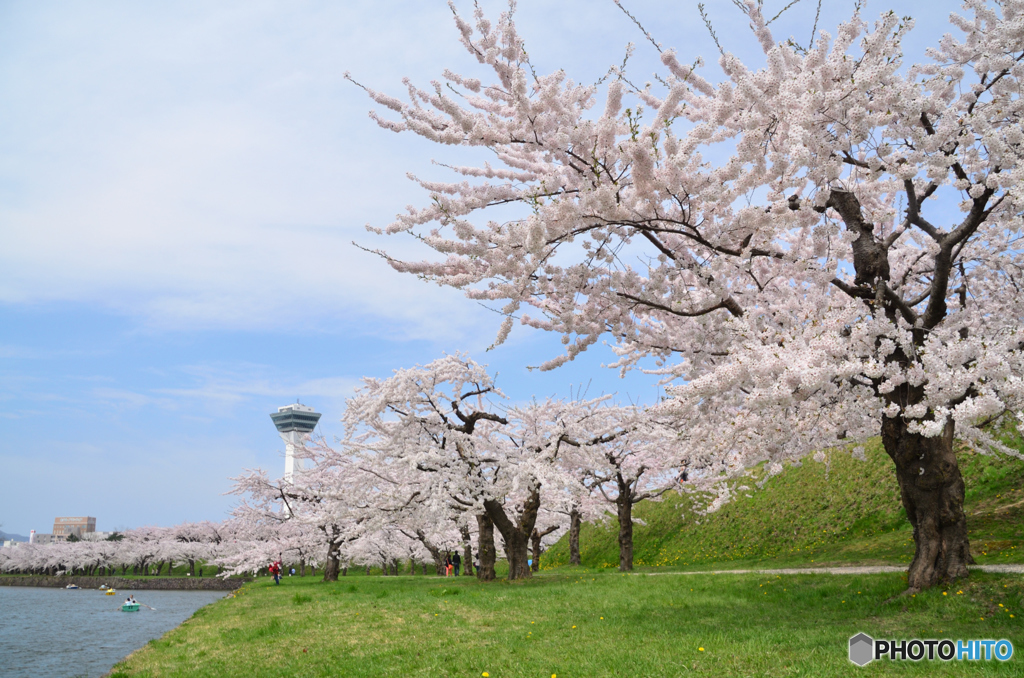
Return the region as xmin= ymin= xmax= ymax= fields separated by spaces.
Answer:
xmin=52 ymin=516 xmax=96 ymax=540
xmin=1 ymin=540 xmax=19 ymax=549
xmin=29 ymin=533 xmax=57 ymax=545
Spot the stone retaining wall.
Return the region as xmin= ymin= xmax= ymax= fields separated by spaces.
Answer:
xmin=0 ymin=575 xmax=248 ymax=590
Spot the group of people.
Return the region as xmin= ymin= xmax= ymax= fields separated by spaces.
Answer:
xmin=443 ymin=551 xmax=462 ymax=576
xmin=123 ymin=594 xmax=138 ymax=606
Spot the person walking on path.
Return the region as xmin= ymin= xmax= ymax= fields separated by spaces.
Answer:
xmin=270 ymin=561 xmax=281 ymax=585
xmin=451 ymin=551 xmax=461 ymax=577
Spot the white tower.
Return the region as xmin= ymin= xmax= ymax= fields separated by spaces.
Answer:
xmin=270 ymin=403 xmax=321 ymax=483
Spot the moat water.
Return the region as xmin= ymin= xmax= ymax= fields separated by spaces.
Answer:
xmin=0 ymin=586 xmax=226 ymax=677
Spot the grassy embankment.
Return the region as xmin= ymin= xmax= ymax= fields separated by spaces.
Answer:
xmin=111 ymin=570 xmax=1021 ymax=677
xmin=542 ymin=434 xmax=1024 ymax=571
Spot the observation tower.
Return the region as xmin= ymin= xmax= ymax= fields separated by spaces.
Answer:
xmin=270 ymin=403 xmax=321 ymax=483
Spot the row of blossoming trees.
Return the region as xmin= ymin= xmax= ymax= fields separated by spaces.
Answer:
xmin=1 ymin=355 xmax=695 ymax=582
xmin=0 ymin=523 xmax=227 ymax=577
xmin=227 ymin=0 xmax=1024 ymax=591
xmin=224 ymin=353 xmax=702 ymax=582
xmin=343 ymin=0 xmax=1024 ymax=592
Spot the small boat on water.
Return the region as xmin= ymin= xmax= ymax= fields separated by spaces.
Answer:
xmin=121 ymin=603 xmax=140 ymax=612
xmin=105 ymin=589 xmax=117 ymax=595
xmin=65 ymin=584 xmax=80 ymax=590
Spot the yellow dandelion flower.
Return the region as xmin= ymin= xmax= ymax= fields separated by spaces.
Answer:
xmin=572 ymin=625 xmax=577 ymax=629
xmin=698 ymin=647 xmax=704 ymax=652
xmin=482 ymin=674 xmax=489 ymax=677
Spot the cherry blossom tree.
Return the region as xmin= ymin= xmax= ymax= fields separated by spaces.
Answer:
xmin=343 ymin=353 xmax=515 ymax=579
xmin=356 ymin=0 xmax=1024 ymax=590
xmin=560 ymin=404 xmax=683 ymax=571
xmin=225 ymin=448 xmax=376 ymax=582
xmin=343 ymin=353 xmax=617 ymax=581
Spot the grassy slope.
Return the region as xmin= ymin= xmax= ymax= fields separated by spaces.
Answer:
xmin=542 ymin=435 xmax=1024 ymax=571
xmin=111 ymin=570 xmax=1023 ymax=678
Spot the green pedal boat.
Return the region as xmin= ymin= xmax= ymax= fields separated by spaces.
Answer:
xmin=122 ymin=603 xmax=140 ymax=612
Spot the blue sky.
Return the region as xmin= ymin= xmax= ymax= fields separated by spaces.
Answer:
xmin=0 ymin=0 xmax=962 ymax=535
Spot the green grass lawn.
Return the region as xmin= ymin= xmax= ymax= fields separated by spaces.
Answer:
xmin=110 ymin=569 xmax=1021 ymax=677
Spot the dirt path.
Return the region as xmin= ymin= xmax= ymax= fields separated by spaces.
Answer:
xmin=633 ymin=564 xmax=1024 ymax=576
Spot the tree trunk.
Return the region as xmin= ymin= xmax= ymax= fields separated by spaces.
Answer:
xmin=530 ymin=525 xmax=558 ymax=572
xmin=300 ymin=558 xmax=306 ymax=577
xmin=342 ymin=566 xmax=348 ymax=577
xmin=475 ymin=513 xmax=496 ymax=582
xmin=422 ymin=563 xmax=428 ymax=575
xmin=502 ymin=529 xmax=531 ymax=580
xmin=484 ymin=488 xmax=540 ymax=581
xmin=381 ymin=559 xmax=388 ymax=576
xmin=833 ymin=187 xmax=973 ymax=592
xmin=414 ymin=529 xmax=447 ymax=575
xmin=617 ymin=479 xmax=634 ymax=572
xmin=365 ymin=565 xmax=371 ymax=576
xmin=323 ymin=541 xmax=341 ymax=582
xmin=882 ymin=415 xmax=971 ymax=591
xmin=460 ymin=525 xmax=474 ymax=577
xmin=569 ymin=509 xmax=582 ymax=565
